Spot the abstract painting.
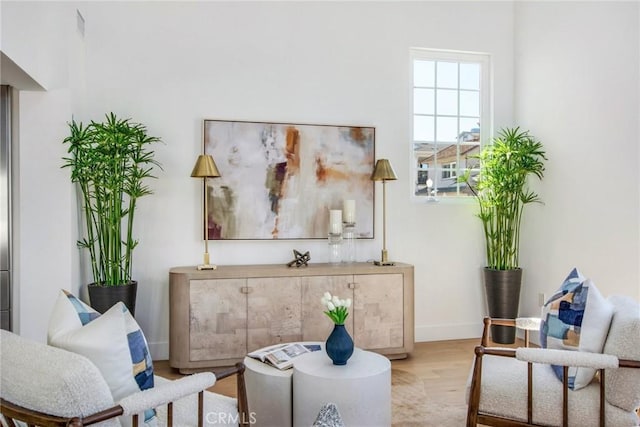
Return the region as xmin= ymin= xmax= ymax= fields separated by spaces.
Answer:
xmin=203 ymin=120 xmax=375 ymax=240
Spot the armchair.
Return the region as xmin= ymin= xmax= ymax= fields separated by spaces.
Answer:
xmin=466 ymin=295 xmax=640 ymax=427
xmin=0 ymin=330 xmax=249 ymax=426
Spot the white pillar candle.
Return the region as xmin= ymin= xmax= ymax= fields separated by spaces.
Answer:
xmin=343 ymin=199 xmax=356 ymax=224
xmin=329 ymin=209 xmax=342 ymax=234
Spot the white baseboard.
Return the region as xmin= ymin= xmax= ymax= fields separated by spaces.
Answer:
xmin=415 ymin=322 xmax=542 ymax=346
xmin=414 ymin=322 xmax=483 ymax=342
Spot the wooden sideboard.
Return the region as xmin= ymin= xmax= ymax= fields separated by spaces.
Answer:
xmin=169 ymin=262 xmax=414 ymax=373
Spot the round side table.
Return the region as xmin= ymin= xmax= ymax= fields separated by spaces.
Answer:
xmin=516 ymin=317 xmax=542 ymax=347
xmin=244 ymin=353 xmax=294 ymax=427
xmin=293 ymin=348 xmax=391 ymax=427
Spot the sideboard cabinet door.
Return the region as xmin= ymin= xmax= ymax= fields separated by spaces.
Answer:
xmin=190 ymin=278 xmax=247 ymax=361
xmin=300 ymin=275 xmax=354 ymax=342
xmin=353 ymin=273 xmax=404 ymax=350
xmin=247 ymin=277 xmax=303 ymax=352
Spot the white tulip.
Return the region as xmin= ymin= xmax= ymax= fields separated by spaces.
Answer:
xmin=324 ymin=292 xmax=332 ymax=301
xmin=332 ymin=295 xmax=340 ymax=306
xmin=345 ymin=298 xmax=352 ymax=308
xmin=327 ymin=301 xmax=336 ymax=311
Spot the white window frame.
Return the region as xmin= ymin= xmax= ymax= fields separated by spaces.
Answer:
xmin=410 ymin=48 xmax=492 ymax=202
xmin=442 ymin=162 xmax=457 ymax=179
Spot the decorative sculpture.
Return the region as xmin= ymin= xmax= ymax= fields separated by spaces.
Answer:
xmin=287 ymin=249 xmax=310 ymax=268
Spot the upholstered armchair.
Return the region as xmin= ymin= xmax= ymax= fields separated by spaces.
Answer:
xmin=0 ymin=330 xmax=249 ymax=426
xmin=466 ymin=295 xmax=640 ymax=427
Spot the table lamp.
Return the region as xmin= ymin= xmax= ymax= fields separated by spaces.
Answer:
xmin=371 ymin=159 xmax=397 ymax=266
xmin=191 ymin=154 xmax=221 ymax=270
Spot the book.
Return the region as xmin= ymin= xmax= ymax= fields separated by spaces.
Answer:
xmin=247 ymin=343 xmax=322 ymax=370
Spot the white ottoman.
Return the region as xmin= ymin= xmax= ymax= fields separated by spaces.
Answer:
xmin=243 ymin=356 xmax=293 ymax=427
xmin=293 ymin=348 xmax=391 ymax=427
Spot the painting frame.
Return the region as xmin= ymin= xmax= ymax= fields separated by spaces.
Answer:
xmin=202 ymin=119 xmax=375 ymax=240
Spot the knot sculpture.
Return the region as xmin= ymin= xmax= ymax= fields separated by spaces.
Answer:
xmin=287 ymin=249 xmax=310 ymax=268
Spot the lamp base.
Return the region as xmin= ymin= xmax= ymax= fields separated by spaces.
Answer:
xmin=198 ymin=252 xmax=216 ymax=270
xmin=375 ymin=249 xmax=394 ymax=266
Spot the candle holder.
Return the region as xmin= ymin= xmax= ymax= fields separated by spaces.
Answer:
xmin=328 ymin=232 xmax=343 ymax=265
xmin=342 ymin=222 xmax=356 ymax=263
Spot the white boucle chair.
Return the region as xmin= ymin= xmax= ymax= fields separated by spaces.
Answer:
xmin=466 ymin=295 xmax=640 ymax=427
xmin=0 ymin=330 xmax=249 ymax=427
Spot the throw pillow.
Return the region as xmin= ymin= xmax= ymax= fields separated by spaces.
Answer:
xmin=48 ymin=290 xmax=156 ymax=426
xmin=539 ymin=268 xmax=613 ymax=390
xmin=47 ymin=289 xmax=100 ymax=341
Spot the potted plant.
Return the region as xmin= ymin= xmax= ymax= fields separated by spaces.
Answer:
xmin=62 ymin=113 xmax=162 ymax=315
xmin=459 ymin=127 xmax=546 ymax=343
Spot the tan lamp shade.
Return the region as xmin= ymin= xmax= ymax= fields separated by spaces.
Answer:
xmin=371 ymin=159 xmax=398 ymax=181
xmin=191 ymin=154 xmax=221 ymax=178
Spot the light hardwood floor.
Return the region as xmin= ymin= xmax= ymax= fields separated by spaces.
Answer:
xmin=154 ymin=339 xmax=480 ymax=402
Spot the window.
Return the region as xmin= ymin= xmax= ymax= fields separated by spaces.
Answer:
xmin=411 ymin=48 xmax=491 ymax=199
xmin=442 ymin=162 xmax=456 ymax=179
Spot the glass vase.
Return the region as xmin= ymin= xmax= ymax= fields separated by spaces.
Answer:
xmin=342 ymin=222 xmax=356 ymax=263
xmin=328 ymin=232 xmax=342 ymax=265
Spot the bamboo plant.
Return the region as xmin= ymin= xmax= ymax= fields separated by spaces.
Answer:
xmin=62 ymin=113 xmax=161 ymax=286
xmin=459 ymin=127 xmax=546 ymax=270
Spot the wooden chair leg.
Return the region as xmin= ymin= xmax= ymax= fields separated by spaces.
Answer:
xmin=527 ymin=362 xmax=533 ymax=424
xmin=599 ymin=369 xmax=605 ymax=427
xmin=562 ymin=366 xmax=568 ymax=427
xmin=168 ymin=401 xmax=173 ymax=427
xmin=481 ymin=317 xmax=490 ymax=347
xmin=198 ymin=391 xmax=204 ymax=427
xmin=466 ymin=346 xmax=484 ymax=427
xmin=235 ymin=362 xmax=250 ymax=427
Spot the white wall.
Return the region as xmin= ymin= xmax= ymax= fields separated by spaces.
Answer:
xmin=14 ymin=90 xmax=74 ymax=339
xmin=0 ymin=1 xmax=72 ymax=90
xmin=514 ymin=1 xmax=640 ymax=317
xmin=3 ymin=1 xmax=638 ymax=358
xmin=1 ymin=0 xmax=84 ymax=340
xmin=74 ymin=1 xmax=516 ymax=357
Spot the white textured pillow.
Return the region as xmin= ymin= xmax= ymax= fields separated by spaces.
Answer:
xmin=48 ymin=289 xmax=100 ymax=342
xmin=48 ymin=290 xmax=156 ymax=426
xmin=540 ymin=268 xmax=613 ymax=390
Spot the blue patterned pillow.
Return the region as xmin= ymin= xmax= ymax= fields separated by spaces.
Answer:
xmin=48 ymin=290 xmax=156 ymax=426
xmin=540 ymin=268 xmax=613 ymax=390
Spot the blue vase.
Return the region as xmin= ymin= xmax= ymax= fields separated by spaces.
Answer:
xmin=325 ymin=324 xmax=354 ymax=365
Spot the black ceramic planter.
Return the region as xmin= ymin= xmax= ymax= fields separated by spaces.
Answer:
xmin=88 ymin=280 xmax=137 ymax=316
xmin=483 ymin=268 xmax=522 ymax=344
